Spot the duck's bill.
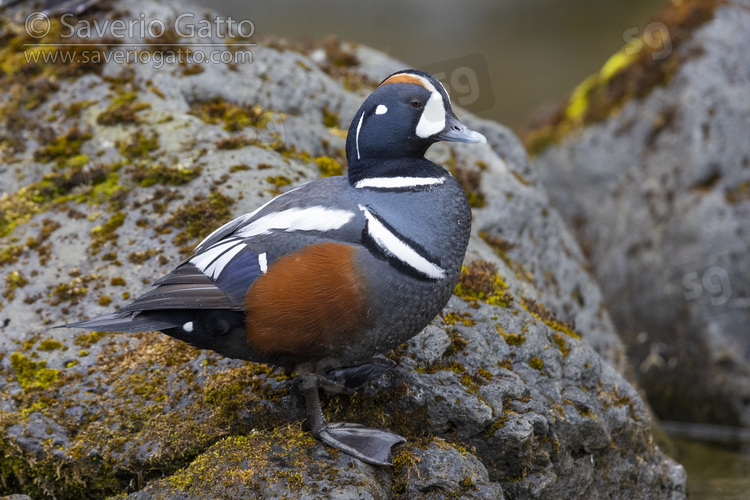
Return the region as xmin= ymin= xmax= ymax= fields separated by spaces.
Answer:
xmin=435 ymin=116 xmax=487 ymax=144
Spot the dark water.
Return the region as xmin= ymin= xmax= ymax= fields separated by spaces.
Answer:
xmin=672 ymin=438 xmax=750 ymax=499
xmin=195 ymin=2 xmax=749 ymax=498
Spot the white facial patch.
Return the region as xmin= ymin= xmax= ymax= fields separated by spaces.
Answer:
xmin=375 ymin=104 xmax=388 ymax=115
xmin=183 ymin=322 xmax=194 ymax=332
xmin=359 ymin=205 xmax=446 ymax=280
xmin=354 ymin=176 xmax=446 ymax=190
xmin=416 ymin=91 xmax=446 ymax=138
xmin=399 ymin=74 xmax=447 ymax=139
xmin=237 ymin=206 xmax=355 ymax=239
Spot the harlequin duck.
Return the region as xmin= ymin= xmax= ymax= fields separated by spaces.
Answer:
xmin=60 ymin=69 xmax=486 ymax=466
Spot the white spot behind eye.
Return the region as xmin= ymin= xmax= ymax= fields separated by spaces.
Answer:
xmin=183 ymin=322 xmax=194 ymax=332
xmin=375 ymin=104 xmax=388 ymax=115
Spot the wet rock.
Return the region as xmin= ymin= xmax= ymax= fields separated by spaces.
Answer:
xmin=531 ymin=0 xmax=750 ymax=426
xmin=0 ymin=0 xmax=683 ymax=498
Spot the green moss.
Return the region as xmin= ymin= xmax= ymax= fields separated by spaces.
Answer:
xmin=215 ymin=136 xmax=258 ymax=150
xmin=33 ymin=125 xmax=93 ymax=167
xmin=521 ymin=296 xmax=580 ymax=339
xmin=322 ymin=107 xmax=340 ymax=128
xmin=497 ymin=323 xmax=525 ymax=347
xmin=37 ymin=339 xmax=65 ymax=352
xmin=552 ymin=332 xmax=571 ymax=357
xmin=89 ymin=212 xmax=127 ymax=254
xmin=97 ymin=91 xmax=150 ymax=126
xmin=3 ymin=270 xmax=28 ymax=300
xmin=159 ymin=192 xmax=235 ymax=253
xmin=442 ymin=311 xmax=476 ymax=327
xmin=189 ymin=97 xmax=274 ymax=132
xmin=443 ymin=331 xmax=470 ymax=357
xmin=483 ymin=412 xmax=510 ymax=437
xmin=76 ymin=170 xmax=130 ymax=210
xmin=66 ymin=98 xmax=98 ymax=118
xmin=110 ymin=276 xmax=126 ymax=286
xmin=725 ymin=181 xmax=750 ymax=204
xmin=0 ymin=243 xmax=24 ymax=266
xmin=450 ymin=162 xmax=486 ymax=208
xmin=10 ymin=352 xmax=60 ymax=390
xmin=266 ymin=175 xmax=292 ymax=194
xmin=529 ymin=357 xmax=545 ymax=371
xmin=49 ymin=277 xmax=90 ymax=305
xmin=131 ymin=162 xmax=202 ymax=187
xmin=0 ymin=163 xmax=127 ymax=227
xmin=118 ymin=130 xmax=160 ymax=161
xmin=479 ymin=232 xmax=534 ymax=283
xmin=73 ymin=331 xmax=108 ymax=348
xmin=98 ymin=296 xmax=112 ymax=306
xmin=454 ymin=260 xmax=514 ymax=308
xmin=315 ymin=156 xmax=343 ymax=177
xmin=229 ymin=164 xmax=251 ymax=173
xmin=127 ymin=248 xmax=159 ymax=264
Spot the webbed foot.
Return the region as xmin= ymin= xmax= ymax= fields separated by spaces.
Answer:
xmin=316 ymin=422 xmax=406 ymax=466
xmin=300 ymin=372 xmax=405 ymax=466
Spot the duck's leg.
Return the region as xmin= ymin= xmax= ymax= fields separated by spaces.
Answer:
xmin=301 ymin=374 xmax=405 ymax=466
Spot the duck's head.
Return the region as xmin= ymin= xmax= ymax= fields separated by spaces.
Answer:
xmin=345 ymin=69 xmax=486 ymax=166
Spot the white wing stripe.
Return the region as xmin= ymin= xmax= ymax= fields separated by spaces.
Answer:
xmin=204 ymin=242 xmax=245 ymax=279
xmin=190 ymin=240 xmax=242 ymax=273
xmin=354 ymin=176 xmax=445 ymax=189
xmin=236 ymin=206 xmax=355 ymax=238
xmin=358 ymin=205 xmax=446 ymax=279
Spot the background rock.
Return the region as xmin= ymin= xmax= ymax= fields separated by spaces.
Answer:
xmin=531 ymin=0 xmax=750 ymax=426
xmin=0 ymin=0 xmax=683 ymax=498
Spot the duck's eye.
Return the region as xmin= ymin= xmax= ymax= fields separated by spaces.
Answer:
xmin=409 ymin=99 xmax=424 ymax=109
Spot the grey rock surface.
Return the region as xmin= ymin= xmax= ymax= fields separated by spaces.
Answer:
xmin=0 ymin=0 xmax=682 ymax=498
xmin=533 ymin=0 xmax=750 ymax=426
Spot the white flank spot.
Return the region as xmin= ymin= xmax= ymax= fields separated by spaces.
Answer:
xmin=416 ymin=90 xmax=446 ymax=138
xmin=375 ymin=104 xmax=388 ymax=115
xmin=355 ymin=112 xmax=365 ymax=160
xmin=191 ymin=240 xmax=242 ymax=274
xmin=358 ymin=205 xmax=446 ymax=279
xmin=183 ymin=322 xmax=194 ymax=332
xmin=204 ymin=242 xmax=245 ymax=279
xmin=354 ymin=176 xmax=445 ymax=189
xmin=258 ymin=252 xmax=268 ymax=274
xmin=237 ymin=206 xmax=355 ymax=238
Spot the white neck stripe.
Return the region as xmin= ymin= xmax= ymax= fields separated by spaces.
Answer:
xmin=354 ymin=176 xmax=446 ymax=189
xmin=359 ymin=205 xmax=446 ymax=280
